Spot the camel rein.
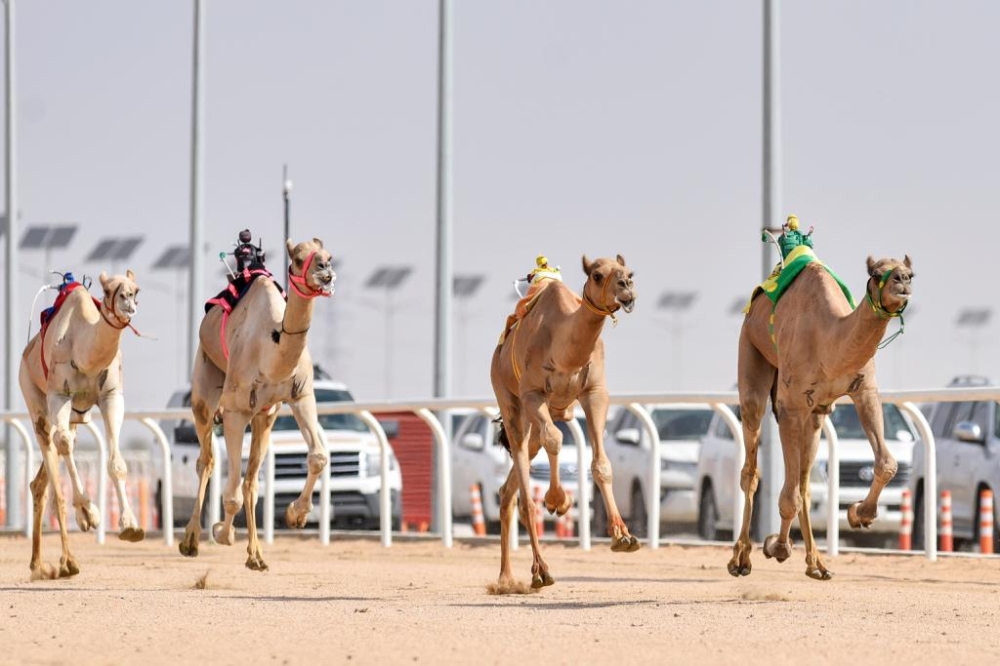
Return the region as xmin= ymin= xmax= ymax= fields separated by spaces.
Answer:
xmin=866 ymin=268 xmax=906 ymax=349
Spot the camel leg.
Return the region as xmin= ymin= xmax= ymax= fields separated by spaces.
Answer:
xmin=846 ymin=389 xmax=898 ymax=529
xmin=243 ymin=410 xmax=277 ymax=571
xmin=794 ymin=426 xmax=832 ymax=580
xmin=29 ymin=462 xmax=50 ymax=576
xmin=284 ymin=396 xmax=329 ymax=529
xmin=60 ymin=426 xmax=100 ymax=533
xmin=98 ymin=389 xmax=144 ymax=542
xmin=180 ymin=351 xmax=224 ymax=557
xmin=531 ymin=402 xmax=568 ymax=517
xmin=496 ymin=400 xmax=524 ymax=589
xmin=213 ymin=409 xmax=252 ymax=546
xmin=45 ymin=395 xmax=83 ymax=578
xmin=515 ymin=394 xmax=554 ymax=589
xmin=579 ymin=388 xmax=638 ymax=552
xmin=762 ymin=410 xmax=811 ymax=566
xmin=729 ymin=337 xmax=773 ymax=577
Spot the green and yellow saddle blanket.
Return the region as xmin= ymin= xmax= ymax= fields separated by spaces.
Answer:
xmin=744 ymin=245 xmax=855 ymax=313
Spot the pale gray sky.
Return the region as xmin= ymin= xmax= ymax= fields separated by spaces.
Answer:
xmin=2 ymin=1 xmax=999 ymax=414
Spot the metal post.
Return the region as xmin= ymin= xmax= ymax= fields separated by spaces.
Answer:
xmin=187 ymin=0 xmax=206 ymax=374
xmin=432 ymin=0 xmax=454 ymax=532
xmin=756 ymin=0 xmax=783 ymax=539
xmin=4 ymin=0 xmax=21 ymax=528
xmin=282 ymin=164 xmax=291 ymax=281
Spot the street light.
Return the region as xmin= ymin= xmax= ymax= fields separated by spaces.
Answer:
xmin=658 ymin=290 xmax=698 ymax=389
xmin=366 ymin=265 xmax=413 ymax=398
xmin=453 ymin=274 xmax=486 ymax=395
xmin=20 ymin=223 xmax=77 ymax=280
xmin=152 ymin=245 xmax=192 ymax=384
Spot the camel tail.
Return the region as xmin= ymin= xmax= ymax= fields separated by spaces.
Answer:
xmin=770 ymin=372 xmax=780 ymax=422
xmin=493 ymin=415 xmax=511 ymax=454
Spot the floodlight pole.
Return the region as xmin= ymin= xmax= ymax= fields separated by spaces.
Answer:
xmin=187 ymin=0 xmax=206 ymax=373
xmin=282 ymin=164 xmax=291 ymax=282
xmin=757 ymin=0 xmax=783 ymax=540
xmin=4 ymin=0 xmax=21 ymax=528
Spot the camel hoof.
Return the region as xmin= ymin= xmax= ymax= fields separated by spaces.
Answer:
xmin=179 ymin=531 xmax=200 ymax=557
xmin=118 ymin=527 xmax=145 ymax=543
xmin=59 ymin=558 xmax=80 ymax=578
xmin=285 ymin=502 xmax=310 ymax=529
xmin=76 ymin=503 xmax=101 ymax=532
xmin=806 ymin=567 xmax=833 ymax=581
xmin=727 ymin=561 xmax=752 ymax=577
xmin=847 ymin=502 xmax=874 ymax=529
xmin=212 ymin=522 xmax=235 ymax=546
xmin=245 ymin=556 xmax=269 ymax=572
xmin=611 ymin=534 xmax=641 ymax=553
xmin=762 ymin=534 xmax=792 ymax=563
xmin=531 ymin=571 xmax=555 ymax=589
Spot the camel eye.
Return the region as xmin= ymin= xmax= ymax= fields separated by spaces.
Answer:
xmin=592 ymin=271 xmax=604 ymax=284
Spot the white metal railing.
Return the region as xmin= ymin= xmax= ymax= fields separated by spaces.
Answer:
xmin=4 ymin=386 xmax=998 ymax=562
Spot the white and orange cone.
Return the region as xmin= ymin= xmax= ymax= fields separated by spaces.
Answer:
xmin=898 ymin=488 xmax=913 ymax=551
xmin=470 ymin=484 xmax=486 ymax=537
xmin=979 ymin=488 xmax=994 ymax=555
xmin=939 ymin=490 xmax=953 ymax=553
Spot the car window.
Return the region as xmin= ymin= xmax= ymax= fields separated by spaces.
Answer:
xmin=616 ymin=411 xmax=637 ymax=432
xmin=714 ymin=407 xmax=740 ymax=439
xmin=994 ymin=403 xmax=1000 ymax=439
xmin=272 ymin=387 xmax=369 ymax=433
xmin=554 ymin=418 xmax=589 ymax=446
xmin=931 ymin=402 xmax=956 ymax=438
xmin=827 ymin=403 xmax=913 ymax=440
xmin=652 ymin=408 xmax=714 ymax=440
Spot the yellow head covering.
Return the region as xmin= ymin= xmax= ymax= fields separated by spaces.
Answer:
xmin=532 ymin=255 xmax=550 ymax=274
xmin=786 ymin=214 xmax=799 ymax=231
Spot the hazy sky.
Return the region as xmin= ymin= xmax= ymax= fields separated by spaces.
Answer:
xmin=2 ymin=1 xmax=999 ymax=418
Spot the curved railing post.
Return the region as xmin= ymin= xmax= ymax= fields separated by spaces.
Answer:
xmin=264 ymin=443 xmax=275 ymax=545
xmin=4 ymin=417 xmax=34 ymax=539
xmin=82 ymin=421 xmax=108 ymax=545
xmin=707 ymin=403 xmax=743 ymax=538
xmin=415 ymin=408 xmax=451 ymax=548
xmin=209 ymin=431 xmax=221 ymax=540
xmin=138 ymin=417 xmax=174 ymax=546
xmin=565 ymin=417 xmax=591 ymax=551
xmin=623 ymin=404 xmax=659 ymax=548
xmin=899 ymin=401 xmax=936 ymax=561
xmin=820 ymin=416 xmax=839 ymax=557
xmin=358 ymin=411 xmax=392 ymax=547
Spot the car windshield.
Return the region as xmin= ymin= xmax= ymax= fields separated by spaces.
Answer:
xmin=555 ymin=418 xmax=589 ymax=446
xmin=651 ymin=408 xmax=714 ymax=440
xmin=827 ymin=403 xmax=912 ymax=441
xmin=272 ymin=388 xmax=369 ymax=433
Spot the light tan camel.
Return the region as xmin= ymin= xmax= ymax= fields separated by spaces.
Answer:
xmin=490 ymin=255 xmax=638 ymax=591
xmin=730 ymin=254 xmax=913 ymax=580
xmin=19 ymin=271 xmax=144 ymax=579
xmin=178 ymin=238 xmax=335 ymax=571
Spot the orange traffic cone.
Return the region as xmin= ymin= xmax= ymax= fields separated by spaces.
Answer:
xmin=939 ymin=490 xmax=953 ymax=552
xmin=979 ymin=489 xmax=994 ymax=555
xmin=558 ymin=491 xmax=575 ymax=538
xmin=898 ymin=488 xmax=912 ymax=551
xmin=139 ymin=476 xmax=150 ymax=531
xmin=0 ymin=475 xmax=6 ymax=526
xmin=532 ymin=486 xmax=544 ymax=539
xmin=470 ymin=484 xmax=486 ymax=536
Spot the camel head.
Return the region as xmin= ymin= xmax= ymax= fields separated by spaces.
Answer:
xmin=98 ymin=269 xmax=140 ymax=323
xmin=286 ymin=237 xmax=336 ymax=298
xmin=581 ymin=254 xmax=636 ymax=315
xmin=865 ymin=255 xmax=913 ymax=315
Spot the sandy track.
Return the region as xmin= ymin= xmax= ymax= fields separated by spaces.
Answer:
xmin=1 ymin=531 xmax=998 ymax=665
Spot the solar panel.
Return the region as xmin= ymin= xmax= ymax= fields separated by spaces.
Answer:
xmin=87 ymin=238 xmax=118 ymax=261
xmin=20 ymin=226 xmax=50 ymax=249
xmin=111 ymin=237 xmax=143 ymax=260
xmin=47 ymin=225 xmax=77 ymax=249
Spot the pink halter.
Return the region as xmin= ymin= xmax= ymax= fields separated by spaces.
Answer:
xmin=287 ymin=250 xmax=331 ymax=300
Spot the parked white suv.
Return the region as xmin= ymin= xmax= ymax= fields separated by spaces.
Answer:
xmin=600 ymin=403 xmax=714 ymax=537
xmin=160 ymin=377 xmax=402 ymax=530
xmin=451 ymin=411 xmax=591 ymax=533
xmin=909 ymin=376 xmax=1000 ymax=552
xmin=695 ymin=402 xmax=917 ymax=545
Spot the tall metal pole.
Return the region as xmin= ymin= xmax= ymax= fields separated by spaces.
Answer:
xmin=432 ymin=0 xmax=454 ymax=532
xmin=187 ymin=0 xmax=206 ymax=373
xmin=4 ymin=0 xmax=21 ymax=528
xmin=757 ymin=0 xmax=783 ymax=539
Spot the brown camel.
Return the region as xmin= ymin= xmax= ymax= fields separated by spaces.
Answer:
xmin=490 ymin=254 xmax=638 ymax=591
xmin=19 ymin=271 xmax=144 ymax=579
xmin=730 ymin=254 xmax=913 ymax=580
xmin=178 ymin=238 xmax=335 ymax=571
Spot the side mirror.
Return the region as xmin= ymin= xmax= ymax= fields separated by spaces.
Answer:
xmin=615 ymin=428 xmax=641 ymax=445
xmin=460 ymin=432 xmax=486 ymax=451
xmin=954 ymin=421 xmax=985 ymax=444
xmin=174 ymin=422 xmax=198 ymax=444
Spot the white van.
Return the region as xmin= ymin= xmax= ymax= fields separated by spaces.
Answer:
xmin=159 ymin=378 xmax=402 ymax=530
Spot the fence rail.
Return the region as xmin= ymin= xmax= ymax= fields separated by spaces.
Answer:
xmin=4 ymin=386 xmax=1000 ymax=562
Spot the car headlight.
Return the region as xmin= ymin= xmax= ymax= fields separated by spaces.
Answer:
xmin=364 ymin=451 xmax=398 ymax=477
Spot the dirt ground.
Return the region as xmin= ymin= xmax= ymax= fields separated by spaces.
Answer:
xmin=1 ymin=530 xmax=998 ymax=666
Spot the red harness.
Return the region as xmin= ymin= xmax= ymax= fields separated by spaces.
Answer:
xmin=287 ymin=251 xmax=331 ymax=300
xmin=39 ymin=283 xmax=105 ymax=380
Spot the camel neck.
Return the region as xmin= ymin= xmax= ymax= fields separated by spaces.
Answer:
xmin=72 ymin=303 xmax=128 ymax=374
xmin=825 ymin=294 xmax=892 ymax=376
xmin=558 ymin=303 xmax=608 ymax=368
xmin=270 ymin=291 xmax=315 ymax=376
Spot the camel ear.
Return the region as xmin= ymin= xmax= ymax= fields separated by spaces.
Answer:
xmin=313 ymin=237 xmax=323 ymax=249
xmin=866 ymin=255 xmax=877 ymax=277
xmin=99 ymin=271 xmax=109 ymax=289
xmin=126 ymin=269 xmax=135 ymax=282
xmin=616 ymin=254 xmax=626 ymax=267
xmin=904 ymin=254 xmax=912 ymax=270
xmin=581 ymin=255 xmax=592 ymax=276
xmin=286 ymin=239 xmax=295 ymax=258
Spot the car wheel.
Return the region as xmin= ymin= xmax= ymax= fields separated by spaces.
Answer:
xmin=698 ymin=485 xmax=719 ymax=541
xmin=591 ymin=485 xmax=609 ymax=536
xmin=630 ymin=484 xmax=648 ymax=538
xmin=911 ymin=489 xmax=925 ymax=551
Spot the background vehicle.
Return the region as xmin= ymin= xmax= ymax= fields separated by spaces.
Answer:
xmin=696 ymin=402 xmax=917 ymax=545
xmin=451 ymin=410 xmax=591 ymax=533
xmin=910 ymin=376 xmax=1000 ymax=552
xmin=161 ymin=376 xmax=402 ymax=530
xmin=600 ymin=403 xmax=714 ymax=537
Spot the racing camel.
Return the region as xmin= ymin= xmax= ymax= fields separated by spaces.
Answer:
xmin=178 ymin=237 xmax=335 ymax=571
xmin=19 ymin=270 xmax=144 ymax=579
xmin=491 ymin=254 xmax=637 ymax=591
xmin=731 ymin=252 xmax=913 ymax=580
